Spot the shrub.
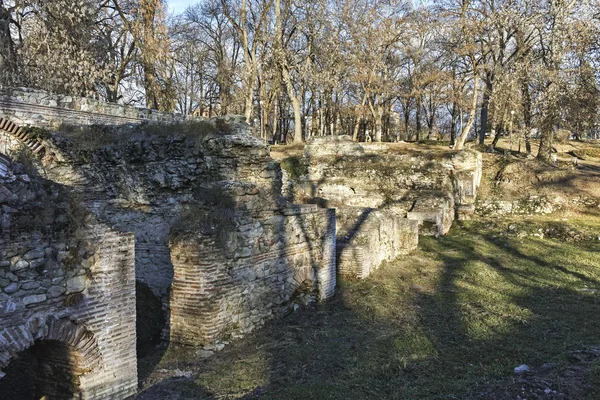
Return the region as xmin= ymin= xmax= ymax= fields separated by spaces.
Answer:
xmin=280 ymin=156 xmax=308 ymax=179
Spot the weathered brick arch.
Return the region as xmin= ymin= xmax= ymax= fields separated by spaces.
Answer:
xmin=0 ymin=117 xmax=46 ymax=157
xmin=0 ymin=317 xmax=102 ymax=379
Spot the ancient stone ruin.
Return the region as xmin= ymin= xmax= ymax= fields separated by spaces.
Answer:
xmin=0 ymin=89 xmax=481 ymax=399
xmin=284 ymin=135 xmax=482 ymax=279
xmin=0 ymin=156 xmax=137 ymax=398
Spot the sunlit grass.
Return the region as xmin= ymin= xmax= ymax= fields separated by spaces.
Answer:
xmin=139 ymin=216 xmax=600 ymax=399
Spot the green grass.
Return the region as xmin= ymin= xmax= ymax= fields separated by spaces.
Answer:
xmin=417 ymin=139 xmax=452 ymax=147
xmin=139 ymin=218 xmax=600 ymax=399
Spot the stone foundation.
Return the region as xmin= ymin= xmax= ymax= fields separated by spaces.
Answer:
xmin=285 ymin=136 xmax=482 ymax=278
xmin=406 ymin=192 xmax=455 ymax=236
xmin=336 ymin=208 xmax=418 ymax=279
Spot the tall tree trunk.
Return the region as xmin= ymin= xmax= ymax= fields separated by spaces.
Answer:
xmin=537 ymin=0 xmax=568 ymax=162
xmin=519 ymin=72 xmax=532 ymax=154
xmin=402 ymin=100 xmax=411 ymax=141
xmin=415 ymin=96 xmax=422 ymax=141
xmin=244 ymin=83 xmax=254 ymax=122
xmin=0 ymin=2 xmax=17 ymax=86
xmin=275 ymin=0 xmax=302 ymax=143
xmin=140 ymin=0 xmax=159 ymax=110
xmin=450 ymin=101 xmax=458 ymax=145
xmin=273 ymin=98 xmax=280 ymax=143
xmin=374 ymin=117 xmax=383 ymax=142
xmin=311 ymin=91 xmax=318 ymax=137
xmin=537 ymin=128 xmax=554 ymax=162
xmin=492 ymin=108 xmax=508 ymax=150
xmin=353 ymin=93 xmax=368 ymax=141
xmin=478 ymin=73 xmax=494 ymax=144
xmin=537 ymin=73 xmax=559 ymax=161
xmin=367 ymin=97 xmax=383 ymax=142
xmin=282 ymin=69 xmax=302 ymax=143
xmin=454 ymin=75 xmax=479 ymax=150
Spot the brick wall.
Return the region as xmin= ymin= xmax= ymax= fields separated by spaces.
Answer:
xmin=336 ymin=208 xmax=419 ymax=279
xmin=170 ymin=205 xmax=336 ymax=346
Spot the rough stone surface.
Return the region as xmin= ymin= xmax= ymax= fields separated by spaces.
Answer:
xmin=287 ymin=136 xmax=482 ymax=278
xmin=406 ymin=192 xmax=455 ymax=236
xmin=0 ymin=101 xmax=337 ymax=353
xmin=0 ymin=160 xmax=137 ymax=399
xmin=476 ymin=196 xmax=557 ymax=216
xmin=336 ymin=207 xmax=419 ymax=279
xmin=32 ymin=124 xmax=336 ymax=347
xmin=170 ymin=205 xmax=336 ymax=346
xmin=0 ymin=87 xmax=190 ymax=128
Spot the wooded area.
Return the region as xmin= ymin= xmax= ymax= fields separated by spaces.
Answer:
xmin=1 ymin=0 xmax=599 ymax=159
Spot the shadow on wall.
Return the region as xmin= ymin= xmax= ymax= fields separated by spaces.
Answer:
xmin=134 ymin=124 xmax=335 ymax=393
xmin=134 ymin=139 xmax=597 ymax=399
xmin=165 ymin=136 xmax=336 ymax=348
xmin=134 ymin=131 xmax=340 ymax=399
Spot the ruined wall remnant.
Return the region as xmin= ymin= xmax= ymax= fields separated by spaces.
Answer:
xmin=284 ymin=136 xmax=482 ymax=278
xmin=165 ymin=133 xmax=336 ymax=346
xmin=170 ymin=204 xmax=335 ymax=345
xmin=336 ymin=208 xmax=418 ymax=279
xmin=0 ymin=87 xmax=189 ymax=128
xmin=0 ymin=110 xmax=337 ymax=351
xmin=0 ymin=88 xmax=480 ymax=374
xmin=0 ymin=157 xmax=137 ymax=399
xmin=0 ymin=90 xmax=339 ymax=396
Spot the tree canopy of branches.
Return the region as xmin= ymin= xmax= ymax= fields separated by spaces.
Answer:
xmin=2 ymin=0 xmax=599 ymax=156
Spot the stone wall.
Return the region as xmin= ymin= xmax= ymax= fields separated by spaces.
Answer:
xmin=0 ymin=87 xmax=188 ymax=129
xmin=0 ymin=94 xmax=340 ymax=393
xmin=0 ymin=158 xmax=137 ymax=399
xmin=297 ymin=136 xmax=481 ymax=217
xmin=476 ymin=196 xmax=557 ymax=216
xmin=336 ymin=208 xmax=418 ymax=279
xmin=0 ymin=117 xmax=337 ymax=349
xmin=170 ymin=205 xmax=335 ymax=346
xmin=284 ymin=136 xmax=482 ymax=278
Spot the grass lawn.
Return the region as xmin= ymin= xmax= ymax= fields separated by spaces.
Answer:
xmin=138 ymin=217 xmax=600 ymax=399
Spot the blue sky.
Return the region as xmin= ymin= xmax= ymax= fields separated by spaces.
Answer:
xmin=167 ymin=0 xmax=193 ymax=14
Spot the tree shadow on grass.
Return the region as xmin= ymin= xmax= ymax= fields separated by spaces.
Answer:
xmin=136 ymin=221 xmax=600 ymax=400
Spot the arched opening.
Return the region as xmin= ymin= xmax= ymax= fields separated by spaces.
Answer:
xmin=0 ymin=117 xmax=46 ymax=156
xmin=0 ymin=339 xmax=87 ymax=399
xmin=0 ymin=319 xmax=102 ymax=399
